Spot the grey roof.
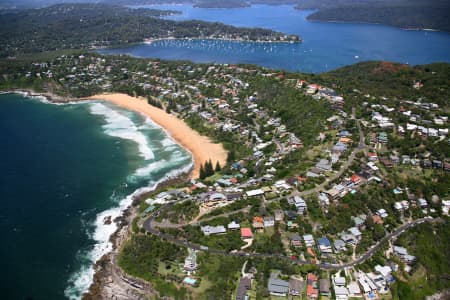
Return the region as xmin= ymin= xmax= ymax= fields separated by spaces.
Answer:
xmin=334 ymin=239 xmax=346 ymax=249
xmin=201 ymin=225 xmax=226 ymax=235
xmin=394 ymin=246 xmax=408 ymax=256
xmin=291 ymin=233 xmax=302 ymax=241
xmin=319 ymin=279 xmax=330 ymax=293
xmin=348 ymin=227 xmax=362 ymax=236
xmin=289 ymin=277 xmax=304 ymax=293
xmin=303 ymin=234 xmax=314 ymax=241
xmin=268 ymin=277 xmax=289 ymax=294
xmin=236 ymin=277 xmax=251 ymax=300
xmin=353 ymin=216 xmax=365 ymax=226
xmin=264 ymin=216 xmax=275 ymax=222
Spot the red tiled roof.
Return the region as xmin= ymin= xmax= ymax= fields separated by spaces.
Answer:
xmin=307 ymin=273 xmax=318 ymax=281
xmin=253 ymin=216 xmax=264 ymax=223
xmin=241 ymin=228 xmax=253 ymax=238
xmin=351 ymin=174 xmax=362 ymax=183
xmin=307 ymin=285 xmax=318 ymax=296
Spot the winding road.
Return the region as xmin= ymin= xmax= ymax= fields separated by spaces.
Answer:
xmin=141 ymin=116 xmax=438 ymax=271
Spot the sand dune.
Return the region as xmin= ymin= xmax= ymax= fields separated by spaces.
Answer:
xmin=86 ymin=93 xmax=227 ymax=179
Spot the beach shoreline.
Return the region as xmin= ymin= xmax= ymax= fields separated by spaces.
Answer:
xmin=84 ymin=93 xmax=227 ymax=179
xmin=4 ymin=89 xmax=227 ymax=179
xmin=4 ymin=89 xmax=226 ymax=299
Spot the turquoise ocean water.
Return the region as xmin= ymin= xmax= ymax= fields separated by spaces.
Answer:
xmin=0 ymin=93 xmax=191 ymax=299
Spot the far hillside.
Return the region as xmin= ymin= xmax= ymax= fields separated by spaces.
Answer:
xmin=0 ymin=3 xmax=298 ymax=58
xmin=298 ymin=0 xmax=450 ymax=32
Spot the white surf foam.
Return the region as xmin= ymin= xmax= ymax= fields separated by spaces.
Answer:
xmin=23 ymin=95 xmax=194 ymax=299
xmin=64 ymin=188 xmax=137 ymax=300
xmin=89 ymin=102 xmax=155 ymax=160
xmin=64 ymin=157 xmax=192 ymax=299
xmin=64 ymin=147 xmax=193 ymax=300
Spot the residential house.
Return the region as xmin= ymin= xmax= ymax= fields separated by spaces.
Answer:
xmin=317 ymin=237 xmax=333 ymax=254
xmin=341 ymin=233 xmax=358 ymax=245
xmin=236 ymin=277 xmax=251 ymax=300
xmin=252 ymin=216 xmax=264 ymax=231
xmin=201 ymin=225 xmax=226 ymax=236
xmin=287 ymin=210 xmax=298 ymax=220
xmin=268 ymin=274 xmax=289 ymax=297
xmin=431 ymin=159 xmax=443 ymax=169
xmin=394 ymin=246 xmax=416 ymax=264
xmin=293 ymin=196 xmax=307 ymax=215
xmin=307 ymin=273 xmax=319 ymax=299
xmin=325 ymin=188 xmax=341 ymax=201
xmin=319 ymin=278 xmax=331 ymax=297
xmin=245 ymin=189 xmax=264 ymax=197
xmin=347 ymin=282 xmax=362 ymax=298
xmin=241 ymin=228 xmax=253 ymax=240
xmin=348 ymin=227 xmax=362 ymax=240
xmin=357 ymin=273 xmax=377 ymax=294
xmin=289 ymin=276 xmax=304 ymax=296
xmin=228 ymin=221 xmax=241 ymax=230
xmin=442 ymin=200 xmax=450 ymax=216
xmin=274 ymin=209 xmax=284 ymax=221
xmin=303 ymin=234 xmax=315 ymax=247
xmin=183 ymin=249 xmax=198 ymax=273
xmin=334 ymin=276 xmax=346 ymax=286
xmin=334 ymin=239 xmax=346 ymax=252
xmin=390 ymin=155 xmax=400 ymax=165
xmin=334 ymin=286 xmax=349 ymax=300
xmin=417 ymin=198 xmax=428 ymax=208
xmin=316 ymin=159 xmax=332 ymax=172
xmin=374 ymin=265 xmax=393 ymax=281
xmin=372 ymin=215 xmax=384 ymax=225
xmin=291 ymin=233 xmax=302 ymax=247
xmin=264 ymin=216 xmax=275 ymax=227
xmin=352 ymin=215 xmax=366 ymax=230
xmin=318 ymin=193 xmax=330 ymax=206
xmin=376 ymin=209 xmax=388 ymax=218
xmin=368 ymin=272 xmax=388 ymax=293
xmin=351 ymin=174 xmax=363 ymax=185
xmin=368 ymin=152 xmax=378 ymax=161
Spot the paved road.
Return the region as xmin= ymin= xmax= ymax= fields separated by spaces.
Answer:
xmin=295 ymin=118 xmax=366 ymax=197
xmin=143 ymin=204 xmax=438 ymax=270
xmin=151 ymin=206 xmax=250 ymax=229
xmin=142 ymin=114 xmax=436 ymax=271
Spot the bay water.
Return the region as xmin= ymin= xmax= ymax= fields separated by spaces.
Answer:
xmin=99 ymin=4 xmax=450 ymax=73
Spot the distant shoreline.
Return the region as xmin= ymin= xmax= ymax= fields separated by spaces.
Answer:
xmin=143 ymin=35 xmax=302 ymax=44
xmin=305 ymin=18 xmax=444 ymax=33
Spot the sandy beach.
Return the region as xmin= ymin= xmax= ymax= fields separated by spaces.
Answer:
xmin=86 ymin=93 xmax=227 ymax=179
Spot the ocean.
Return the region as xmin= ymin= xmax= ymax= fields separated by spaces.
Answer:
xmin=99 ymin=4 xmax=450 ymax=73
xmin=0 ymin=93 xmax=192 ymax=300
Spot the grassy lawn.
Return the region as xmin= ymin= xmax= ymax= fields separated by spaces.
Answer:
xmin=157 ymin=261 xmax=183 ymax=277
xmin=305 ymin=140 xmax=334 ymax=160
xmin=391 ymin=265 xmax=438 ymax=300
xmin=264 ymin=226 xmax=275 ymax=236
xmin=189 ymin=277 xmax=213 ymax=298
xmin=248 ymin=279 xmax=258 ymax=300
